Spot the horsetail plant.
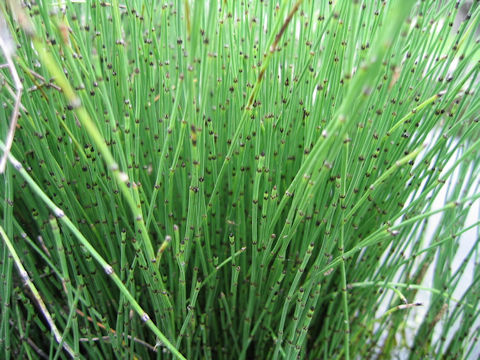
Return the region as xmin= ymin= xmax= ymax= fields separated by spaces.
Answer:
xmin=1 ymin=0 xmax=480 ymax=359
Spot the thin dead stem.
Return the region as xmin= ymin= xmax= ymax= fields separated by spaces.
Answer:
xmin=0 ymin=15 xmax=23 ymax=173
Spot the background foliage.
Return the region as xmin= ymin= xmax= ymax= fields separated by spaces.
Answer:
xmin=1 ymin=0 xmax=480 ymax=359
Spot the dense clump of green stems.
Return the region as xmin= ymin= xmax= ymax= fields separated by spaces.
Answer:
xmin=1 ymin=0 xmax=479 ymax=359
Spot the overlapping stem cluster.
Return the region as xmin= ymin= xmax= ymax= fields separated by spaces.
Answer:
xmin=1 ymin=1 xmax=479 ymax=359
